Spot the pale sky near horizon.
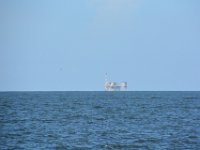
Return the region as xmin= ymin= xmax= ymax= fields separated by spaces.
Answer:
xmin=0 ymin=0 xmax=200 ymax=91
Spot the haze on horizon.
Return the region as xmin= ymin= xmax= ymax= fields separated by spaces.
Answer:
xmin=0 ymin=0 xmax=200 ymax=91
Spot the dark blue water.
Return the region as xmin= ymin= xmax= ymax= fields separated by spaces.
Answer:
xmin=0 ymin=92 xmax=200 ymax=149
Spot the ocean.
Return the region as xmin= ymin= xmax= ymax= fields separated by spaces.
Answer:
xmin=0 ymin=91 xmax=200 ymax=149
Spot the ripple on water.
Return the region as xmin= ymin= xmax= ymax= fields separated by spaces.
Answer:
xmin=0 ymin=91 xmax=200 ymax=150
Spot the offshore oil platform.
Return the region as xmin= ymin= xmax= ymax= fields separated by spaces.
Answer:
xmin=104 ymin=73 xmax=127 ymax=91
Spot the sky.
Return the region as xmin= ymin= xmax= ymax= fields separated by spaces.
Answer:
xmin=0 ymin=0 xmax=200 ymax=91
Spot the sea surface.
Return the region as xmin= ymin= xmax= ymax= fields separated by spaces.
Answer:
xmin=0 ymin=91 xmax=200 ymax=150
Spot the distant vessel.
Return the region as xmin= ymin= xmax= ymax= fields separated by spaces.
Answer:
xmin=104 ymin=73 xmax=127 ymax=91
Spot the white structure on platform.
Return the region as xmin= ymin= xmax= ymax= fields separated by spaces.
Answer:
xmin=104 ymin=74 xmax=127 ymax=91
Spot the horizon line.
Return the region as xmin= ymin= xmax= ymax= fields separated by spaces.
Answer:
xmin=0 ymin=90 xmax=200 ymax=92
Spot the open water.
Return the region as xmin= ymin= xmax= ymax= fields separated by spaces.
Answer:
xmin=0 ymin=91 xmax=200 ymax=149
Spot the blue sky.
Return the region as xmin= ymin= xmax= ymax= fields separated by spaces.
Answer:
xmin=0 ymin=0 xmax=200 ymax=91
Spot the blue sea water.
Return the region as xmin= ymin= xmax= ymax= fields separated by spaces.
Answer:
xmin=0 ymin=91 xmax=200 ymax=150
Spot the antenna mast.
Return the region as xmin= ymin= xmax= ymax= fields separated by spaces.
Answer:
xmin=105 ymin=73 xmax=108 ymax=82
